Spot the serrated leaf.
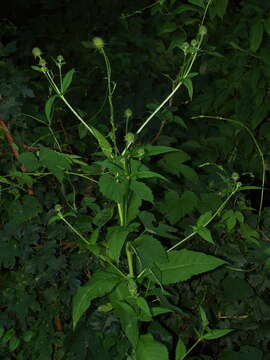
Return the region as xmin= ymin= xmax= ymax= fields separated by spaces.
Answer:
xmin=126 ymin=192 xmax=142 ymax=224
xmin=93 ymin=206 xmax=114 ymax=227
xmin=250 ymin=20 xmax=264 ymax=53
xmin=134 ymin=235 xmax=167 ymax=271
xmin=136 ymin=296 xmax=152 ymax=320
xmin=157 ymin=249 xmax=226 ymax=285
xmin=113 ymin=300 xmax=139 ymax=347
xmin=99 ymin=174 xmax=127 ymax=203
xmin=19 ymin=152 xmax=40 ymax=171
xmin=106 ymin=226 xmax=131 ymax=263
xmin=130 ymin=180 xmax=153 ymax=203
xmin=62 ymin=68 xmax=75 ymax=94
xmin=39 ymin=147 xmax=71 ymax=182
xmin=90 ymin=127 xmax=113 ymax=159
xmin=203 ymin=329 xmax=233 ymax=340
xmin=136 ymin=334 xmax=169 ymax=360
xmin=136 ymin=170 xmax=167 ymax=181
xmin=175 ymin=337 xmax=186 ymax=360
xmin=72 ymin=270 xmax=120 ymax=328
xmin=139 ymin=211 xmax=178 ymax=239
xmin=178 ymin=164 xmax=199 ymax=183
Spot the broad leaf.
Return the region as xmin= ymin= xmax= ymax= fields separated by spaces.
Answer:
xmin=182 ymin=77 xmax=194 ymax=100
xmin=99 ymin=174 xmax=127 ymax=203
xmin=197 ymin=227 xmax=214 ymax=244
xmin=72 ymin=270 xmax=120 ymax=328
xmin=91 ymin=127 xmax=113 ymax=159
xmin=157 ymin=249 xmax=226 ymax=285
xmin=136 ymin=334 xmax=169 ymax=360
xmin=19 ymin=152 xmax=40 ymax=171
xmin=39 ymin=147 xmax=71 ymax=182
xmin=144 ymin=145 xmax=180 ymax=157
xmin=130 ymin=180 xmax=153 ymax=203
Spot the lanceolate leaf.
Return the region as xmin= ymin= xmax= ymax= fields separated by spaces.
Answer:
xmin=72 ymin=270 xmax=120 ymax=328
xmin=45 ymin=95 xmax=58 ymax=123
xmin=182 ymin=77 xmax=194 ymax=100
xmin=136 ymin=334 xmax=169 ymax=360
xmin=112 ymin=300 xmax=139 ymax=348
xmin=250 ymin=20 xmax=264 ymax=53
xmin=91 ymin=127 xmax=113 ymax=159
xmin=62 ymin=68 xmax=75 ymax=94
xmin=157 ymin=250 xmax=226 ymax=285
xmin=203 ymin=329 xmax=233 ymax=340
xmin=175 ymin=337 xmax=186 ymax=360
xmin=144 ymin=145 xmax=180 ymax=157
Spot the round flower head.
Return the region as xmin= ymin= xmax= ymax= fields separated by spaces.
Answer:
xmin=124 ymin=108 xmax=133 ymax=119
xmin=92 ymin=37 xmax=104 ymax=51
xmin=32 ymin=47 xmax=42 ymax=58
xmin=199 ymin=25 xmax=207 ymax=37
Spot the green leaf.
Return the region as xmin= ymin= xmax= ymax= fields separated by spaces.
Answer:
xmin=130 ymin=180 xmax=153 ymax=203
xmin=45 ymin=95 xmax=58 ymax=123
xmin=62 ymin=68 xmax=75 ymax=94
xmin=0 ymin=328 xmax=4 ymax=338
xmin=136 ymin=334 xmax=169 ymax=360
xmin=188 ymin=0 xmax=205 ymax=8
xmin=2 ymin=328 xmax=15 ymax=344
xmin=182 ymin=77 xmax=194 ymax=100
xmin=151 ymin=307 xmax=173 ymax=316
xmin=106 ymin=226 xmax=131 ymax=263
xmin=93 ymin=206 xmax=114 ymax=227
xmin=144 ymin=145 xmax=180 ymax=157
xmin=203 ymin=329 xmax=233 ymax=340
xmin=177 ymin=164 xmax=199 ymax=183
xmin=175 ymin=4 xmax=201 ymax=15
xmin=134 ymin=235 xmax=168 ymax=271
xmin=136 ymin=170 xmax=167 ymax=181
xmin=264 ymin=18 xmax=270 ymax=36
xmin=99 ymin=174 xmax=127 ymax=203
xmin=136 ymin=296 xmax=152 ymax=320
xmin=9 ymin=336 xmax=20 ymax=352
xmin=158 ymin=23 xmax=178 ymax=36
xmin=139 ymin=211 xmax=178 ymax=240
xmin=197 ymin=211 xmax=212 ymax=227
xmin=215 ymin=0 xmax=229 ymax=18
xmin=19 ymin=152 xmax=40 ymax=171
xmin=39 ymin=147 xmax=71 ymax=182
xmin=90 ymin=127 xmax=113 ymax=159
xmin=199 ymin=306 xmax=209 ymax=327
xmin=157 ymin=250 xmax=226 ymax=285
xmin=250 ymin=20 xmax=264 ymax=53
xmin=72 ymin=270 xmax=120 ymax=328
xmin=113 ymin=300 xmax=139 ymax=348
xmin=175 ymin=337 xmax=186 ymax=360
xmin=126 ymin=192 xmax=142 ymax=224
xmin=158 ymin=152 xmax=191 ymax=175
xmin=158 ymin=190 xmax=198 ymax=225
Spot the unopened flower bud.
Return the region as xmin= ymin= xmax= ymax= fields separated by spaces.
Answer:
xmin=124 ymin=108 xmax=132 ymax=119
xmin=199 ymin=25 xmax=207 ymax=37
xmin=32 ymin=47 xmax=42 ymax=58
xmin=93 ymin=37 xmax=104 ymax=51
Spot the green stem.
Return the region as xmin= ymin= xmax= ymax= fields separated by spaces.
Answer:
xmin=126 ymin=242 xmax=134 ymax=278
xmin=117 ymin=202 xmax=125 ymax=226
xmin=179 ymin=338 xmax=202 ymax=360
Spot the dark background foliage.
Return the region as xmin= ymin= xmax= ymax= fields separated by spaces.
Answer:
xmin=1 ymin=0 xmax=270 ymax=359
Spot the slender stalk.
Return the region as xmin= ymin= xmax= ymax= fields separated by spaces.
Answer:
xmin=179 ymin=338 xmax=202 ymax=360
xmin=126 ymin=242 xmax=134 ymax=278
xmin=167 ymin=182 xmax=241 ymax=252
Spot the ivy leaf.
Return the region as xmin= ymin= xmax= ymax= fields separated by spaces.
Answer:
xmin=136 ymin=334 xmax=169 ymax=360
xmin=157 ymin=249 xmax=226 ymax=285
xmin=72 ymin=270 xmax=120 ymax=328
xmin=250 ymin=20 xmax=264 ymax=53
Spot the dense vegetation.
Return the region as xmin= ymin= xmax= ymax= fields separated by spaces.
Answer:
xmin=1 ymin=0 xmax=270 ymax=359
